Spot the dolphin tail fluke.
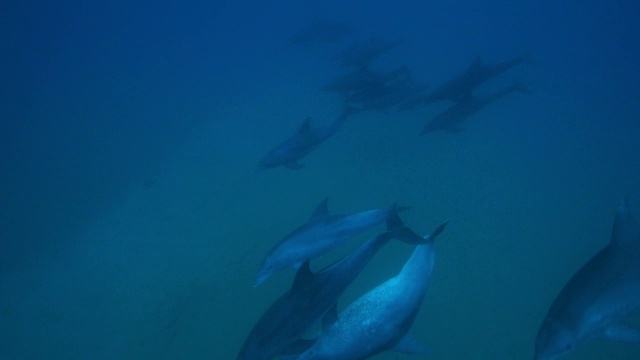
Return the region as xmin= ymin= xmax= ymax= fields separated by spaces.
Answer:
xmin=387 ymin=206 xmax=447 ymax=245
xmin=422 ymin=219 xmax=449 ymax=243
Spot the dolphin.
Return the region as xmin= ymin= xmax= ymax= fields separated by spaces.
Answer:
xmin=257 ymin=106 xmax=359 ymax=172
xmin=420 ymin=81 xmax=529 ymax=135
xmin=534 ymin=198 xmax=640 ymax=360
xmin=255 ymin=198 xmax=402 ymax=287
xmin=238 ymin=220 xmax=448 ymax=360
xmin=289 ymin=226 xmax=444 ymax=360
xmin=422 ymin=54 xmax=529 ymax=106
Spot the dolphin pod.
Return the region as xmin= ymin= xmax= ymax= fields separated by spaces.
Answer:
xmin=239 ymin=196 xmax=448 ymax=360
xmin=248 ymin=25 xmax=638 ymax=359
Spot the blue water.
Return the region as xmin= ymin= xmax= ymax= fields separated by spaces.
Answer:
xmin=2 ymin=1 xmax=639 ymax=359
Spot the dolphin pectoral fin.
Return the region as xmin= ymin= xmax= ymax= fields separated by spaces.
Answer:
xmin=603 ymin=323 xmax=640 ymax=343
xmin=322 ymin=303 xmax=338 ymax=331
xmin=391 ymin=332 xmax=428 ymax=354
xmin=286 ymin=161 xmax=305 ymax=170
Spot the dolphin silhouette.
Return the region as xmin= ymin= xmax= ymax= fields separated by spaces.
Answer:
xmin=254 ymin=198 xmax=404 ymax=287
xmin=423 ymin=54 xmax=529 ymax=105
xmin=420 ymin=81 xmax=530 ymax=135
xmin=257 ymin=106 xmax=359 ymax=172
xmin=238 ymin=220 xmax=447 ymax=360
xmin=534 ymin=198 xmax=640 ymax=360
xmin=289 ymin=227 xmax=445 ymax=360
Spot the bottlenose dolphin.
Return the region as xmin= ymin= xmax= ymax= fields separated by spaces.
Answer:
xmin=289 ymin=228 xmax=444 ymax=360
xmin=238 ymin=220 xmax=447 ymax=360
xmin=257 ymin=106 xmax=359 ymax=172
xmin=534 ymin=198 xmax=640 ymax=360
xmin=422 ymin=54 xmax=529 ymax=106
xmin=420 ymin=81 xmax=529 ymax=135
xmin=255 ymin=198 xmax=401 ymax=287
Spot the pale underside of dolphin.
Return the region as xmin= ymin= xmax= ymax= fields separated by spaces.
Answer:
xmin=289 ymin=231 xmax=442 ymax=360
xmin=534 ymin=197 xmax=640 ymax=360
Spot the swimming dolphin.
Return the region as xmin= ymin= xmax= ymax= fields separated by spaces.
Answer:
xmin=254 ymin=198 xmax=402 ymax=287
xmin=534 ymin=198 xmax=640 ymax=360
xmin=421 ymin=54 xmax=529 ymax=106
xmin=289 ymin=227 xmax=444 ymax=360
xmin=420 ymin=81 xmax=529 ymax=135
xmin=238 ymin=220 xmax=448 ymax=360
xmin=257 ymin=106 xmax=359 ymax=172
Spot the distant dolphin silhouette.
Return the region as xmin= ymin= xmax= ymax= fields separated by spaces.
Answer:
xmin=423 ymin=54 xmax=529 ymax=106
xmin=288 ymin=226 xmax=445 ymax=360
xmin=254 ymin=198 xmax=402 ymax=287
xmin=238 ymin=219 xmax=447 ymax=360
xmin=534 ymin=198 xmax=640 ymax=360
xmin=257 ymin=106 xmax=359 ymax=172
xmin=420 ymin=81 xmax=529 ymax=135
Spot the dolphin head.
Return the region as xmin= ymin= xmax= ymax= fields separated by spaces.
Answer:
xmin=254 ymin=260 xmax=277 ymax=288
xmin=534 ymin=320 xmax=577 ymax=360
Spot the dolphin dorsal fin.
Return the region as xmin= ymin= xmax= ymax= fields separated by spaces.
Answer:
xmin=611 ymin=197 xmax=640 ymax=246
xmin=322 ymin=303 xmax=338 ymax=331
xmin=309 ymin=197 xmax=330 ymax=221
xmin=298 ymin=117 xmax=312 ymax=134
xmin=291 ymin=260 xmax=314 ymax=292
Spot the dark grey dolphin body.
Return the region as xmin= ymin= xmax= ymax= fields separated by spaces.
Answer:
xmin=238 ymin=220 xmax=447 ymax=360
xmin=534 ymin=198 xmax=640 ymax=360
xmin=255 ymin=198 xmax=400 ymax=287
xmin=238 ymin=232 xmax=395 ymax=360
xmin=257 ymin=107 xmax=359 ymax=171
xmin=420 ymin=81 xmax=529 ymax=135
xmin=422 ymin=55 xmax=528 ymax=106
xmin=289 ymin=229 xmax=444 ymax=360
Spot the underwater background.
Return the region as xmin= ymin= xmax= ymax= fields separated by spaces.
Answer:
xmin=2 ymin=0 xmax=640 ymax=359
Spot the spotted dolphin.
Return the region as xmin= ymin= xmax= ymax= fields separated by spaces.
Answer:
xmin=238 ymin=220 xmax=447 ymax=360
xmin=534 ymin=198 xmax=640 ymax=360
xmin=420 ymin=81 xmax=529 ymax=135
xmin=254 ymin=198 xmax=402 ymax=287
xmin=288 ymin=227 xmax=444 ymax=360
xmin=257 ymin=106 xmax=359 ymax=172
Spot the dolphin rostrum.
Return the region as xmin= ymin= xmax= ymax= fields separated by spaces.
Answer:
xmin=420 ymin=81 xmax=529 ymax=135
xmin=534 ymin=198 xmax=640 ymax=360
xmin=254 ymin=198 xmax=402 ymax=287
xmin=288 ymin=225 xmax=446 ymax=360
xmin=238 ymin=219 xmax=447 ymax=360
xmin=257 ymin=106 xmax=359 ymax=172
